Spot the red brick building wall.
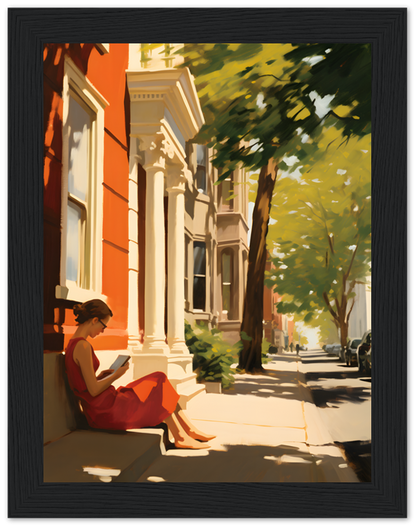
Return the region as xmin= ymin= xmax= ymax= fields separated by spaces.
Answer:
xmin=43 ymin=43 xmax=130 ymax=353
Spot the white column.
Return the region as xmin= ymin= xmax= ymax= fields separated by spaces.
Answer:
xmin=166 ymin=170 xmax=189 ymax=354
xmin=142 ymin=139 xmax=170 ymax=355
xmin=127 ymin=137 xmax=141 ymax=351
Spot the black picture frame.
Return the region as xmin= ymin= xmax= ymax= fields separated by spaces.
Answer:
xmin=8 ymin=7 xmax=407 ymax=518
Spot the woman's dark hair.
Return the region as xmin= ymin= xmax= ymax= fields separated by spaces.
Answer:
xmin=73 ymin=299 xmax=113 ymax=325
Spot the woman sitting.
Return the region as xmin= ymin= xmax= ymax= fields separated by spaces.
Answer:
xmin=65 ymin=299 xmax=215 ymax=450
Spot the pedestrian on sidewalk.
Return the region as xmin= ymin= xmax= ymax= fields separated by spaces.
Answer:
xmin=296 ymin=343 xmax=300 ymax=355
xmin=290 ymin=342 xmax=294 ymax=353
xmin=65 ymin=299 xmax=215 ymax=450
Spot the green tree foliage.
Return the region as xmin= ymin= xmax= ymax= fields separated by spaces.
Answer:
xmin=180 ymin=43 xmax=371 ymax=371
xmin=283 ymin=43 xmax=371 ymax=138
xmin=181 ymin=44 xmax=294 ymax=178
xmin=266 ymin=131 xmax=371 ymax=348
xmin=181 ymin=43 xmax=370 ymax=177
xmin=308 ymin=310 xmax=341 ymax=347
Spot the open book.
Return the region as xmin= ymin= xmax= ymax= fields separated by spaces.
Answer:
xmin=109 ymin=354 xmax=131 ymax=371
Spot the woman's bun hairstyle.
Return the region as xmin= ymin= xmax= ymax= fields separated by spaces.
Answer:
xmin=73 ymin=299 xmax=113 ymax=324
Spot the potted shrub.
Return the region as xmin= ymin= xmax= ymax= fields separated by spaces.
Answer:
xmin=185 ymin=322 xmax=239 ymax=391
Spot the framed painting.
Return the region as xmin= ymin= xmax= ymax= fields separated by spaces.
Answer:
xmin=6 ymin=7 xmax=407 ymax=519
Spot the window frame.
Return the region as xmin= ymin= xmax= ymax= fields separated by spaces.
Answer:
xmin=221 ymin=249 xmax=233 ymax=317
xmin=218 ymin=170 xmax=234 ymax=211
xmin=193 ymin=240 xmax=207 ymax=312
xmin=65 ymin=87 xmax=92 ymax=289
xmin=195 ymin=144 xmax=208 ymax=195
xmin=56 ymin=57 xmax=108 ymax=303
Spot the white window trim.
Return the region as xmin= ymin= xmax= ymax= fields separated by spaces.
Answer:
xmin=96 ymin=44 xmax=110 ymax=54
xmin=56 ymin=57 xmax=109 ymax=303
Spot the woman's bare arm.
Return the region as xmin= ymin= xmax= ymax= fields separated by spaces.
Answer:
xmin=73 ymin=340 xmax=129 ymax=397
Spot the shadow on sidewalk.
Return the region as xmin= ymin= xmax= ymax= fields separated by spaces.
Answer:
xmin=137 ymin=442 xmax=342 ymax=483
xmin=223 ymin=367 xmax=306 ymax=402
xmin=304 ymin=370 xmax=371 ymax=407
xmin=336 ymin=440 xmax=371 ymax=482
xmin=306 ymin=385 xmax=371 ymax=408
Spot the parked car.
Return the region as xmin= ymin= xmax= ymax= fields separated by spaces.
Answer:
xmin=325 ymin=344 xmax=335 ymax=354
xmin=357 ymin=330 xmax=372 ymax=374
xmin=363 ymin=343 xmax=372 ymax=376
xmin=332 ymin=344 xmax=342 ymax=360
xmin=345 ymin=337 xmax=362 ymax=367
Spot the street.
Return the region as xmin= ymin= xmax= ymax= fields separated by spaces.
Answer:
xmin=300 ymin=348 xmax=372 ymax=481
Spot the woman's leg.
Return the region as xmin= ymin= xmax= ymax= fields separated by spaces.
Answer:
xmin=164 ymin=413 xmax=210 ymax=449
xmin=175 ymin=406 xmax=216 ymax=442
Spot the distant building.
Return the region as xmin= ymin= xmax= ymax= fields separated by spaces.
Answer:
xmin=348 ymin=277 xmax=372 ymax=339
xmin=263 ymin=258 xmax=293 ymax=352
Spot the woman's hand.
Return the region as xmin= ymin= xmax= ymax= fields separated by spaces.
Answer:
xmin=96 ymin=369 xmax=114 ymax=380
xmin=114 ymin=362 xmax=130 ymax=379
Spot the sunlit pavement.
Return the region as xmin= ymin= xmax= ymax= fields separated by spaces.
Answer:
xmin=136 ymin=351 xmax=360 ymax=483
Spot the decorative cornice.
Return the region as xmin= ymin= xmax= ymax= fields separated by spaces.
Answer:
xmin=130 ymin=92 xmax=165 ymax=101
xmin=126 ymin=68 xmax=204 ymax=142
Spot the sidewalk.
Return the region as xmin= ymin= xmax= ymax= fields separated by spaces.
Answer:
xmin=136 ymin=353 xmax=359 ymax=482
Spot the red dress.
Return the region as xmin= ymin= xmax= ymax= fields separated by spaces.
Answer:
xmin=64 ymin=337 xmax=179 ymax=430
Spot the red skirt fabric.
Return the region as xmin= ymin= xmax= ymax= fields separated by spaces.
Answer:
xmin=64 ymin=338 xmax=179 ymax=430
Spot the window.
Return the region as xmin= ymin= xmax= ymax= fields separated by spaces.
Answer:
xmin=184 ymin=234 xmax=190 ymax=308
xmin=221 ymin=250 xmax=233 ymax=316
xmin=195 ymin=145 xmax=207 ymax=194
xmin=66 ymin=91 xmax=91 ymax=287
xmin=193 ymin=241 xmax=206 ymax=311
xmin=56 ymin=57 xmax=108 ymax=302
xmin=219 ymin=170 xmax=234 ymax=211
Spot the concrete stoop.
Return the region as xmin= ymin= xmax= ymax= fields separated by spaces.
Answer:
xmin=44 ymin=428 xmax=165 ymax=483
xmin=44 ymin=387 xmax=206 ymax=484
xmin=169 ymin=372 xmax=206 ymax=408
xmin=44 ymin=351 xmax=181 ymax=484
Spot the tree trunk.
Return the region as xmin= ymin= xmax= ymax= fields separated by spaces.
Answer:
xmin=238 ymin=158 xmax=278 ymax=372
xmin=339 ymin=318 xmax=349 ymax=348
xmin=325 ymin=254 xmax=359 ymax=353
xmin=328 ymin=292 xmax=350 ymax=363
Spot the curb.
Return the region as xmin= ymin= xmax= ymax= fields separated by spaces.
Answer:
xmin=296 ymin=361 xmax=334 ymax=445
xmin=296 ymin=360 xmax=360 ymax=482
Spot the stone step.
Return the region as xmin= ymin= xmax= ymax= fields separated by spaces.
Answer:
xmin=44 ymin=428 xmax=165 ymax=483
xmin=168 ymin=371 xmax=207 ymax=408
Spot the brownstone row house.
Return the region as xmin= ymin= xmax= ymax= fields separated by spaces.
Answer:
xmin=43 ymin=42 xmax=249 ymax=425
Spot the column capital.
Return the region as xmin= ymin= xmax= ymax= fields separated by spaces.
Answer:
xmin=139 ymin=133 xmax=176 ymax=171
xmin=166 ymin=166 xmax=191 ymax=193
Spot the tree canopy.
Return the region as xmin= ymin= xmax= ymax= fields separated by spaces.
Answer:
xmin=266 ymin=129 xmax=371 ymax=344
xmin=180 ymin=43 xmax=371 ymax=368
xmin=181 ymin=43 xmax=371 ymax=179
